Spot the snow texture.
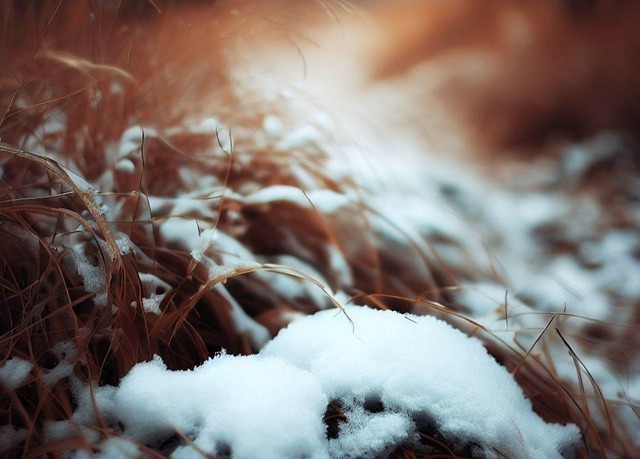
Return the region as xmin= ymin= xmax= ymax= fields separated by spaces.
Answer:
xmin=42 ymin=341 xmax=77 ymax=387
xmin=0 ymin=358 xmax=32 ymax=390
xmin=72 ymin=354 xmax=328 ymax=459
xmin=263 ymin=307 xmax=580 ymax=458
xmin=0 ymin=426 xmax=28 ymax=455
xmin=69 ymin=308 xmax=579 ymax=458
xmin=74 ymin=242 xmax=108 ymax=307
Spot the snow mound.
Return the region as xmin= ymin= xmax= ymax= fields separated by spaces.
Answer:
xmin=263 ymin=307 xmax=580 ymax=458
xmin=72 ymin=354 xmax=328 ymax=459
xmin=68 ymin=308 xmax=579 ymax=458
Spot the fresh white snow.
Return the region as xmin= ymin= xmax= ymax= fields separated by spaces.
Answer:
xmin=0 ymin=358 xmax=32 ymax=390
xmin=66 ymin=307 xmax=579 ymax=458
xmin=70 ymin=354 xmax=328 ymax=459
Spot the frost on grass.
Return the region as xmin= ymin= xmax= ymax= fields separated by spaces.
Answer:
xmin=69 ymin=308 xmax=579 ymax=458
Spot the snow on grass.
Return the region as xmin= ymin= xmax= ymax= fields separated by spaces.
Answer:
xmin=141 ymin=294 xmax=164 ymax=315
xmin=260 ymin=255 xmax=334 ymax=307
xmin=262 ymin=115 xmax=283 ymax=139
xmin=65 ymin=169 xmax=95 ymax=194
xmin=115 ymin=232 xmax=133 ymax=255
xmin=42 ymin=341 xmax=77 ymax=388
xmin=263 ymin=307 xmax=580 ymax=458
xmin=189 ymin=117 xmax=220 ymax=135
xmin=117 ymin=126 xmax=157 ymax=158
xmin=90 ymin=437 xmax=141 ymax=459
xmin=0 ymin=426 xmax=28 ymax=456
xmin=215 ymin=284 xmax=271 ymax=348
xmin=277 ymin=124 xmax=323 ymax=152
xmin=244 ymin=184 xmax=350 ymax=213
xmin=0 ymin=357 xmax=32 ymax=390
xmin=75 ymin=249 xmax=108 ymax=307
xmin=190 ymin=228 xmax=218 ymax=263
xmin=157 ymin=218 xmax=201 ymax=249
xmin=71 ymin=354 xmax=328 ymax=459
xmin=68 ymin=307 xmax=579 ymax=458
xmin=114 ymin=158 xmax=136 ymax=174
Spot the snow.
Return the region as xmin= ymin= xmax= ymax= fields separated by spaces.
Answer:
xmin=72 ymin=354 xmax=328 ymax=459
xmin=327 ymin=402 xmax=412 ymax=458
xmin=263 ymin=307 xmax=580 ymax=458
xmin=454 ymin=282 xmax=511 ymax=317
xmin=5 ymin=25 xmax=638 ymax=458
xmin=263 ymin=115 xmax=283 ymax=139
xmin=67 ymin=308 xmax=578 ymax=458
xmin=189 ymin=117 xmax=220 ymax=135
xmin=115 ymin=232 xmax=133 ymax=255
xmin=141 ymin=294 xmax=164 ymax=314
xmin=190 ymin=228 xmax=217 ymax=262
xmin=262 ymin=255 xmax=339 ymax=307
xmin=244 ymin=185 xmax=350 ymax=213
xmin=75 ymin=250 xmax=108 ymax=307
xmin=148 ymin=196 xmax=217 ymax=220
xmin=93 ymin=437 xmax=141 ymax=459
xmin=307 ymin=189 xmax=351 ymax=214
xmin=114 ymin=158 xmax=136 ymax=174
xmin=66 ymin=169 xmax=94 ymax=194
xmin=244 ymin=184 xmax=313 ymax=207
xmin=157 ymin=218 xmax=200 ymax=249
xmin=117 ymin=125 xmax=157 ymax=157
xmin=6 ymin=89 xmax=631 ymax=459
xmin=42 ymin=341 xmax=77 ymax=387
xmin=277 ymin=125 xmax=323 ymax=151
xmin=138 ymin=273 xmax=171 ymax=297
xmin=215 ymin=284 xmax=271 ymax=348
xmin=0 ymin=426 xmax=28 ymax=455
xmin=0 ymin=357 xmax=32 ymax=390
xmin=560 ymin=132 xmax=620 ymax=181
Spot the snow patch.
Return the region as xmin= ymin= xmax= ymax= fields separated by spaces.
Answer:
xmin=141 ymin=294 xmax=164 ymax=315
xmin=114 ymin=158 xmax=136 ymax=174
xmin=263 ymin=115 xmax=283 ymax=139
xmin=75 ymin=249 xmax=108 ymax=307
xmin=73 ymin=354 xmax=328 ymax=459
xmin=66 ymin=308 xmax=579 ymax=458
xmin=0 ymin=426 xmax=28 ymax=455
xmin=42 ymin=341 xmax=77 ymax=387
xmin=0 ymin=358 xmax=32 ymax=390
xmin=191 ymin=228 xmax=218 ymax=263
xmin=263 ymin=307 xmax=580 ymax=458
